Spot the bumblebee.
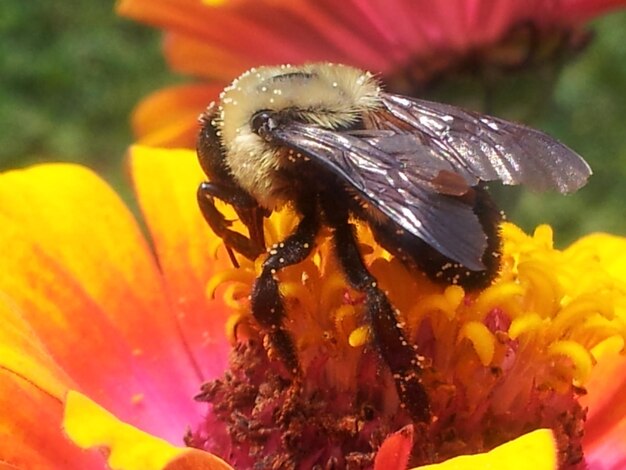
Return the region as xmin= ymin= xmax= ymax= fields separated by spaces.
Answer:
xmin=196 ymin=63 xmax=591 ymax=420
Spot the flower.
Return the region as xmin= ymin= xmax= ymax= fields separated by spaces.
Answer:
xmin=0 ymin=147 xmax=232 ymax=468
xmin=117 ymin=0 xmax=626 ymax=148
xmin=2 ymin=146 xmax=626 ymax=468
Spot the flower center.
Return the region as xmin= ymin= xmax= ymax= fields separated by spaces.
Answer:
xmin=189 ymin=213 xmax=625 ymax=469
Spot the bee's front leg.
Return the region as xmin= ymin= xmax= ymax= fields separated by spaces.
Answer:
xmin=197 ymin=182 xmax=265 ymax=265
xmin=251 ymin=209 xmax=319 ymax=376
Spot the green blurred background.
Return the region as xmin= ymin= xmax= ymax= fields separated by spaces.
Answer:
xmin=1 ymin=3 xmax=625 ymax=245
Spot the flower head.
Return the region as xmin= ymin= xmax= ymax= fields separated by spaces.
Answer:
xmin=2 ymin=147 xmax=626 ymax=469
xmin=190 ymin=209 xmax=626 ymax=468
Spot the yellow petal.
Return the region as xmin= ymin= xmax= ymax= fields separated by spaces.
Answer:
xmin=129 ymin=145 xmax=234 ymax=380
xmin=412 ymin=429 xmax=557 ymax=470
xmin=64 ymin=391 xmax=233 ymax=470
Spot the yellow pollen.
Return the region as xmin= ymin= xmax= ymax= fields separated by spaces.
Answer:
xmin=349 ymin=326 xmax=370 ymax=347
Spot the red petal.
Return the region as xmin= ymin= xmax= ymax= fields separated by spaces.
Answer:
xmin=374 ymin=425 xmax=414 ymax=470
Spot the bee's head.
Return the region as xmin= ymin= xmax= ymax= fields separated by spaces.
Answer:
xmin=215 ymin=63 xmax=381 ymax=151
xmin=210 ymin=63 xmax=381 ymax=209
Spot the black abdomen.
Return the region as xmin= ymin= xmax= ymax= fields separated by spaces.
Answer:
xmin=367 ymin=187 xmax=502 ymax=290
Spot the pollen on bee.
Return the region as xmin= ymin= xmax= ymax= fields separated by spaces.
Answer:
xmin=261 ymin=86 xmax=268 ymax=92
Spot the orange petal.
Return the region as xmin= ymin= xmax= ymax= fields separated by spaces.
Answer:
xmin=374 ymin=425 xmax=414 ymax=470
xmin=0 ymin=296 xmax=95 ymax=467
xmin=412 ymin=429 xmax=557 ymax=470
xmin=0 ymin=294 xmax=72 ymax=400
xmin=582 ymin=337 xmax=626 ymax=448
xmin=129 ymin=146 xmax=233 ymax=381
xmin=132 ymin=83 xmax=220 ymax=148
xmin=0 ymin=370 xmax=102 ymax=469
xmin=64 ymin=391 xmax=233 ymax=470
xmin=163 ymin=33 xmax=252 ymax=83
xmin=0 ymin=164 xmax=203 ymax=441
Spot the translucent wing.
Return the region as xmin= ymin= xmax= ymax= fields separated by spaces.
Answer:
xmin=374 ymin=93 xmax=592 ymax=193
xmin=269 ymin=122 xmax=488 ymax=269
xmin=267 ymin=95 xmax=591 ymax=270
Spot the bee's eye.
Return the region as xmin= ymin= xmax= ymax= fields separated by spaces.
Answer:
xmin=250 ymin=110 xmax=274 ymax=137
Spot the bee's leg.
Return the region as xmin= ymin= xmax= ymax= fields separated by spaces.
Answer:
xmin=329 ymin=217 xmax=430 ymax=421
xmin=251 ymin=210 xmax=319 ymax=376
xmin=197 ymin=182 xmax=265 ymax=264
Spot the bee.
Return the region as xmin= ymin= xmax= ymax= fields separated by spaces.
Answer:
xmin=196 ymin=63 xmax=591 ymax=421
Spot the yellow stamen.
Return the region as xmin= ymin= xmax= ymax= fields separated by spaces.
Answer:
xmin=547 ymin=340 xmax=594 ymax=383
xmin=206 ymin=268 xmax=255 ymax=299
xmin=334 ymin=304 xmax=359 ymax=340
xmin=509 ymin=313 xmax=543 ymax=340
xmin=472 ymin=283 xmax=525 ymax=319
xmin=458 ymin=321 xmax=496 ymax=366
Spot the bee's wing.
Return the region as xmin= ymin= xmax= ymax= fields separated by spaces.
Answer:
xmin=376 ymin=93 xmax=592 ymax=193
xmin=269 ymin=122 xmax=488 ymax=270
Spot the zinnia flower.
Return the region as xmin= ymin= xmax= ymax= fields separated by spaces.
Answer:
xmin=116 ymin=0 xmax=626 ymax=147
xmin=2 ymin=146 xmax=626 ymax=469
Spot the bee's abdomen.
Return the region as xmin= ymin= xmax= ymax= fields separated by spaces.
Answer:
xmin=368 ymin=187 xmax=502 ymax=290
